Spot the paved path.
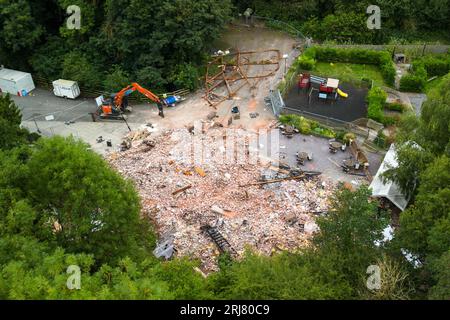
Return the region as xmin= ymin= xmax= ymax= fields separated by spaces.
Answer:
xmin=406 ymin=93 xmax=427 ymax=116
xmin=13 ymin=89 xmax=185 ymax=155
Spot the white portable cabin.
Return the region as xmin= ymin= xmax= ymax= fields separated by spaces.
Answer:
xmin=0 ymin=67 xmax=35 ymax=96
xmin=52 ymin=79 xmax=80 ymax=99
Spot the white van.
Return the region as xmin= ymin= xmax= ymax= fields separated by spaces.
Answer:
xmin=0 ymin=68 xmax=35 ymax=96
xmin=52 ymin=79 xmax=80 ymax=99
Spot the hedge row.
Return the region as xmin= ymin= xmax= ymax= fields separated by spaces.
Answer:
xmin=297 ymin=47 xmax=396 ymax=86
xmin=400 ymin=54 xmax=450 ymax=92
xmin=367 ymin=87 xmax=388 ymax=124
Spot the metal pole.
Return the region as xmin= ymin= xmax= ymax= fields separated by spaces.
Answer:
xmin=33 ymin=119 xmax=41 ymax=133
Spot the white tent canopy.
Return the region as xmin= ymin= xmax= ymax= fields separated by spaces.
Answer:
xmin=370 ymin=144 xmax=409 ymax=211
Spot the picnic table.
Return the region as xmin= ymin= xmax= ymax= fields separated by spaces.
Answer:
xmin=329 ymin=141 xmax=343 ymax=153
xmin=296 ymin=151 xmax=312 ymax=165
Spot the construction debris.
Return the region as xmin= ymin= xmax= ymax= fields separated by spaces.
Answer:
xmin=204 ymin=49 xmax=281 ymax=107
xmin=172 ymin=185 xmax=192 ymax=196
xmin=108 ymin=127 xmax=336 ymax=272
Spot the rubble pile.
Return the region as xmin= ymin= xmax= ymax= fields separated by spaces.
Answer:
xmin=109 ymin=127 xmax=336 ymax=272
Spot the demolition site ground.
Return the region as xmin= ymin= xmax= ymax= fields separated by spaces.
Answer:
xmin=14 ymin=25 xmax=384 ymax=272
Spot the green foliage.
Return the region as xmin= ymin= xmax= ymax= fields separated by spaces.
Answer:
xmin=313 ymin=186 xmax=388 ymax=289
xmin=103 ymin=66 xmax=131 ymax=93
xmin=374 ymin=130 xmax=388 ymax=149
xmin=0 ymin=236 xmax=206 ymax=299
xmin=400 ymin=56 xmax=449 ymax=93
xmin=297 ymin=56 xmax=316 ymax=70
xmin=238 ymin=0 xmax=450 ymax=44
xmin=279 ymin=114 xmax=336 ymax=138
xmin=0 ymin=136 xmax=154 ymax=265
xmin=302 ymin=12 xmax=381 ymax=44
xmin=367 ymin=87 xmax=388 ymax=123
xmin=396 ymin=156 xmax=450 ymax=259
xmin=2 ymin=0 xmax=232 ymax=92
xmin=0 ymin=0 xmax=43 ymax=67
xmin=62 ymin=52 xmax=102 ymax=89
xmin=428 ymin=250 xmax=450 ymax=300
xmin=29 ymin=36 xmax=68 ymax=80
xmin=400 ymin=74 xmax=426 ymax=93
xmin=167 ymin=63 xmax=200 ymax=91
xmin=342 ymin=132 xmax=356 ymax=144
xmin=383 ymin=73 xmax=450 ymax=298
xmin=57 ymin=0 xmax=96 ymax=40
xmin=301 ymin=47 xmax=396 ymax=86
xmin=360 ymin=254 xmax=413 ymax=300
xmin=385 ymin=102 xmax=406 ymax=113
xmin=419 ymin=74 xmax=450 ymax=154
xmin=418 ymin=55 xmax=450 ymax=77
xmin=208 ymin=250 xmax=352 ymax=299
xmin=0 ymin=94 xmax=30 ymax=150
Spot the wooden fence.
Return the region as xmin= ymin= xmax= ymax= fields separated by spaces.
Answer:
xmin=32 ymin=75 xmax=190 ymax=101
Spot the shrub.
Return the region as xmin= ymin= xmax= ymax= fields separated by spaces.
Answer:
xmin=298 ymin=120 xmax=312 ymax=134
xmin=103 ymin=65 xmax=131 ymax=93
xmin=420 ymin=56 xmax=450 ymax=77
xmin=367 ymin=87 xmax=387 ymax=123
xmin=374 ymin=130 xmax=388 ymax=149
xmin=400 ymin=74 xmax=426 ymax=92
xmin=298 ymin=56 xmax=316 ymax=70
xmin=382 ymin=115 xmax=400 ymax=126
xmin=400 ymin=55 xmax=450 ymax=93
xmin=343 ymin=133 xmax=356 ymax=144
xmin=378 ymin=52 xmax=396 ymax=86
xmin=168 ymin=63 xmax=200 ymax=91
xmin=385 ymin=102 xmax=405 ymax=112
xmin=279 ymin=114 xmax=335 ymax=138
xmin=62 ymin=52 xmax=102 ymax=89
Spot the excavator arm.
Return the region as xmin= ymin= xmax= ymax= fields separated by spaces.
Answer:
xmin=113 ymin=82 xmax=162 ymax=108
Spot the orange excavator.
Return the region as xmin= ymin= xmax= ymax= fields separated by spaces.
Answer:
xmin=97 ymin=82 xmax=183 ymax=120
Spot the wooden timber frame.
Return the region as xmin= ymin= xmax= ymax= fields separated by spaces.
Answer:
xmin=204 ymin=49 xmax=281 ymax=108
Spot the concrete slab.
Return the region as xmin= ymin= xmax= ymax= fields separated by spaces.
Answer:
xmin=277 ymin=133 xmax=383 ymax=184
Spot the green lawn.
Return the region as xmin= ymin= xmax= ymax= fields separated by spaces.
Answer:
xmin=312 ymin=62 xmax=388 ymax=87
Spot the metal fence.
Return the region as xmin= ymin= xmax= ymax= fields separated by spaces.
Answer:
xmin=266 ymin=89 xmax=285 ymax=117
xmin=33 ymin=75 xmax=190 ymax=100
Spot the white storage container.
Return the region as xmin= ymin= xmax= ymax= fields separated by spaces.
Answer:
xmin=52 ymin=79 xmax=80 ymax=99
xmin=0 ymin=67 xmax=35 ymax=96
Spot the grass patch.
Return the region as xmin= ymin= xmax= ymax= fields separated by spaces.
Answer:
xmin=424 ymin=76 xmax=447 ymax=94
xmin=313 ymin=62 xmax=388 ymax=87
xmin=279 ymin=114 xmax=336 ymax=138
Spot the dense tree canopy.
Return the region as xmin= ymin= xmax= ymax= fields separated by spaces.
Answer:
xmin=234 ymin=0 xmax=450 ymax=43
xmin=0 ymin=0 xmax=233 ymax=91
xmin=383 ymin=74 xmax=450 ymax=299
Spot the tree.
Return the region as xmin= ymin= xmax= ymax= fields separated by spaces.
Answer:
xmin=62 ymin=52 xmax=102 ymax=88
xmin=29 ymin=36 xmax=68 ymax=79
xmin=428 ymin=250 xmax=450 ymax=300
xmin=0 ymin=94 xmax=30 ymax=150
xmin=397 ymin=156 xmax=450 ymax=259
xmin=0 ymin=0 xmax=43 ymax=68
xmin=103 ymin=65 xmax=131 ymax=93
xmin=207 ymin=250 xmax=352 ymax=299
xmin=385 ymin=73 xmax=450 ymax=299
xmin=313 ymin=186 xmax=389 ymax=290
xmin=0 ymin=136 xmax=154 ymax=265
xmin=382 ymin=143 xmax=433 ymax=200
xmin=418 ymin=74 xmax=450 ymax=155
